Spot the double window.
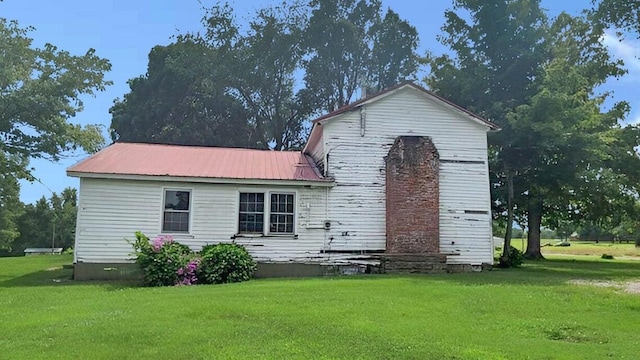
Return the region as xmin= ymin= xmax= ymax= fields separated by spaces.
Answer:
xmin=163 ymin=190 xmax=191 ymax=233
xmin=238 ymin=192 xmax=295 ymax=235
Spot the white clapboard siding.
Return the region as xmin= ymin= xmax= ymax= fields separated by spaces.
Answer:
xmin=75 ymin=178 xmax=327 ymax=263
xmin=321 ymin=86 xmax=493 ymax=264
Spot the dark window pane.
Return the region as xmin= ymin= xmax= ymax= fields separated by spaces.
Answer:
xmin=285 ymin=223 xmax=293 ymax=233
xmin=257 ymin=193 xmax=264 ymax=202
xmin=165 ymin=190 xmax=191 ymax=210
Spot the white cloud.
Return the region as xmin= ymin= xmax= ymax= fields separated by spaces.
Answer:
xmin=601 ymin=31 xmax=640 ymax=82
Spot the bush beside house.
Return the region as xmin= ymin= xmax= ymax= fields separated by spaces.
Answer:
xmin=131 ymin=231 xmax=256 ymax=287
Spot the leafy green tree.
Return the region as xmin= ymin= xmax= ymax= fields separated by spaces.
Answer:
xmin=0 ymin=18 xmax=110 ymax=180
xmin=369 ymin=9 xmax=420 ymax=91
xmin=302 ymin=0 xmax=420 ymax=111
xmin=0 ymin=159 xmax=22 ymax=250
xmin=427 ymin=0 xmax=550 ymax=262
xmin=110 ymin=40 xmax=255 ymax=148
xmin=10 ymin=197 xmax=52 ymax=255
xmin=224 ymin=3 xmax=312 ymax=150
xmin=593 ymin=0 xmax=640 ymax=36
xmin=428 ymin=1 xmax=640 ymax=260
xmin=8 ymin=188 xmax=79 ymax=255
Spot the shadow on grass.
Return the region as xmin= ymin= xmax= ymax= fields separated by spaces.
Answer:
xmin=0 ymin=266 xmax=139 ymax=290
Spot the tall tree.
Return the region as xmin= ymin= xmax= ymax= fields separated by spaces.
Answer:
xmin=369 ymin=9 xmax=420 ymax=91
xmin=427 ymin=0 xmax=550 ymax=263
xmin=109 ymin=40 xmax=255 ymax=148
xmin=302 ymin=0 xmax=420 ymax=111
xmin=0 ymin=158 xmax=21 ymax=250
xmin=224 ymin=3 xmax=312 ymax=150
xmin=428 ymin=1 xmax=640 ymax=260
xmin=0 ymin=18 xmax=109 ymax=180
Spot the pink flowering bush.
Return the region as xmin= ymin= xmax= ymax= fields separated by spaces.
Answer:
xmin=130 ymin=232 xmax=256 ymax=287
xmin=131 ymin=231 xmax=197 ymax=287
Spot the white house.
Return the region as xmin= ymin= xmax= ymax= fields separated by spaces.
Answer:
xmin=67 ymin=82 xmax=499 ymax=279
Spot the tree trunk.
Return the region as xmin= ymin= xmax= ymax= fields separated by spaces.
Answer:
xmin=525 ymin=192 xmax=544 ymax=260
xmin=500 ymin=169 xmax=514 ymax=265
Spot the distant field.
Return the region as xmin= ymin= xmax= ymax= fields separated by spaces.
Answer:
xmin=501 ymin=239 xmax=640 ymax=259
xmin=1 ymin=255 xmax=640 ymax=359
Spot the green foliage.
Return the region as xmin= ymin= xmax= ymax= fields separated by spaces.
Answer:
xmin=198 ymin=243 xmax=256 ymax=284
xmin=0 ymin=18 xmax=110 ymax=180
xmin=601 ymin=254 xmax=614 ymax=260
xmin=8 ymin=188 xmax=78 ymax=255
xmin=302 ymin=0 xmax=420 ymax=112
xmin=130 ymin=233 xmax=256 ymax=286
xmin=0 ymin=161 xmax=22 ymax=250
xmin=110 ymin=40 xmax=254 ymax=148
xmin=130 ymin=232 xmax=197 ymax=287
xmin=428 ymin=0 xmax=640 ymax=260
xmin=593 ymin=0 xmax=640 ymax=37
xmin=110 ymin=1 xmax=420 ymax=148
xmin=498 ymin=246 xmax=524 ymax=268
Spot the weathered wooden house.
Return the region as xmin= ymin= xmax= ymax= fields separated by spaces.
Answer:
xmin=68 ymin=82 xmax=499 ymax=279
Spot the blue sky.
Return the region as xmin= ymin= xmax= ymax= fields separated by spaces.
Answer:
xmin=2 ymin=0 xmax=638 ymax=203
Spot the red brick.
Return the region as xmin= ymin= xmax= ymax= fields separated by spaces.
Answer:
xmin=385 ymin=136 xmax=439 ymax=254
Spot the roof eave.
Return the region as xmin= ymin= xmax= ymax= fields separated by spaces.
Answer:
xmin=67 ymin=171 xmax=336 ymax=187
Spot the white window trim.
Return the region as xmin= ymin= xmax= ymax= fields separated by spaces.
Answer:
xmin=235 ymin=189 xmax=297 ymax=237
xmin=160 ymin=187 xmax=193 ymax=235
xmin=267 ymin=191 xmax=297 ymax=236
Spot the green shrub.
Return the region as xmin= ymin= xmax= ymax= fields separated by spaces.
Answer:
xmin=498 ymin=246 xmax=524 ymax=268
xmin=198 ymin=243 xmax=256 ymax=284
xmin=601 ymin=254 xmax=614 ymax=260
xmin=131 ymin=231 xmax=199 ymax=286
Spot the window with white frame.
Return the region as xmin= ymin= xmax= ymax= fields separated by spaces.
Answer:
xmin=238 ymin=192 xmax=295 ymax=235
xmin=269 ymin=193 xmax=294 ymax=234
xmin=238 ymin=192 xmax=264 ymax=233
xmin=163 ymin=190 xmax=191 ymax=233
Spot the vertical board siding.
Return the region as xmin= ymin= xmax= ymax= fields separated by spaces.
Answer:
xmin=75 ymin=178 xmax=327 ymax=263
xmin=322 ymin=87 xmax=493 ymax=264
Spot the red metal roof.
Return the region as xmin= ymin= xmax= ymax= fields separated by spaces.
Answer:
xmin=68 ymin=142 xmax=327 ymax=182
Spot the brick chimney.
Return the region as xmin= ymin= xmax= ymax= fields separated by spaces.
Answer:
xmin=385 ymin=136 xmax=440 ymax=254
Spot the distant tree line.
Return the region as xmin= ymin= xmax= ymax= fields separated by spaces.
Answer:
xmin=0 ymin=187 xmax=78 ymax=256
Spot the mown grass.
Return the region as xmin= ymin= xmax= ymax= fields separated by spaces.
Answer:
xmin=1 ymin=255 xmax=639 ymax=359
xmin=503 ymin=239 xmax=640 ymax=258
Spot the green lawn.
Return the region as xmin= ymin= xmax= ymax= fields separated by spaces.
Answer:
xmin=504 ymin=239 xmax=640 ymax=258
xmin=1 ymin=255 xmax=640 ymax=359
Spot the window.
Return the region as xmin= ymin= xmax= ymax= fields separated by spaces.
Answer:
xmin=163 ymin=190 xmax=191 ymax=233
xmin=238 ymin=192 xmax=295 ymax=235
xmin=270 ymin=193 xmax=294 ymax=234
xmin=238 ymin=192 xmax=264 ymax=233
